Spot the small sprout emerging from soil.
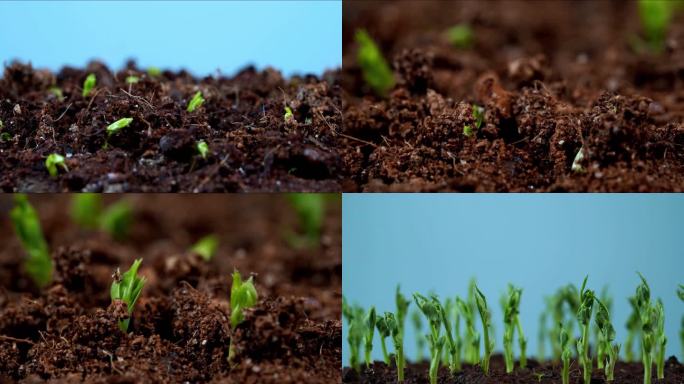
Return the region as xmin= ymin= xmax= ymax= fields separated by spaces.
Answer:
xmin=45 ymin=153 xmax=68 ymax=178
xmin=355 ymin=29 xmax=395 ymax=97
xmin=125 ymin=75 xmax=140 ymax=84
xmin=436 ymin=296 xmax=461 ymax=374
xmin=385 ymin=312 xmax=406 ymax=382
xmin=99 ymin=200 xmax=133 ymax=241
xmin=456 ymin=295 xmax=480 ymax=364
xmin=196 ymin=140 xmax=209 ymax=160
xmin=638 ymin=0 xmax=673 ymax=52
xmin=446 ymin=23 xmax=474 ymax=49
xmin=654 ymin=299 xmax=666 ymax=380
xmin=82 ymin=73 xmax=96 ymax=97
xmin=287 ymin=193 xmax=325 ymax=248
xmin=147 ymin=66 xmax=161 ymax=77
xmin=375 ymin=314 xmax=392 ymax=364
xmin=10 ymin=195 xmax=53 ymax=288
xmin=70 ymin=193 xmax=102 ymax=229
xmin=560 ymin=323 xmax=572 ymax=384
xmin=503 ymin=284 xmax=526 ymax=373
xmin=190 ymin=234 xmax=219 ymax=262
xmin=595 ymin=286 xmax=613 ymax=369
xmin=187 ymin=91 xmax=205 ymax=113
xmin=228 ymin=270 xmax=258 ymax=363
xmin=0 ymin=132 xmax=10 ymax=143
xmin=342 ymin=297 xmax=364 ymax=372
xmin=364 ymin=306 xmax=377 ymax=367
xmin=284 ymin=106 xmax=294 ymax=122
xmin=48 ymin=86 xmax=64 ymax=101
xmin=635 ymin=272 xmax=656 ymax=384
xmin=110 ymin=258 xmax=146 ymax=332
xmin=474 ymin=285 xmax=494 ymax=375
xmin=572 ymin=146 xmax=585 ymax=173
xmin=464 ymin=104 xmax=485 ymax=137
xmin=595 ymin=298 xmax=620 ymax=381
xmin=414 ymin=293 xmax=445 ymax=384
xmin=576 ymin=276 xmax=595 ymax=384
xmin=107 ymin=117 xmax=133 ymax=138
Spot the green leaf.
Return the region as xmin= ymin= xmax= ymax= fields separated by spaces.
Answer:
xmin=356 ymin=29 xmax=395 ymax=97
xmin=110 ymin=258 xmax=146 ymax=332
xmin=99 ymin=200 xmax=133 ymax=241
xmin=48 ymin=86 xmax=64 ymax=102
xmin=70 ymin=194 xmax=103 ymax=229
xmin=196 ymin=140 xmax=209 ymax=160
xmin=230 ymin=270 xmax=258 ymax=329
xmin=45 ymin=153 xmax=68 ymax=178
xmin=187 ymin=91 xmax=205 ymax=113
xmin=106 ymin=117 xmax=133 ymax=137
xmin=147 ymin=66 xmax=161 ymax=77
xmin=10 ymin=195 xmax=52 ymax=288
xmin=446 ymin=24 xmax=474 ymax=49
xmin=125 ymin=75 xmax=140 ymax=84
xmin=284 ymin=106 xmax=294 ymax=122
xmin=82 ymin=73 xmax=96 ymax=97
xmin=190 ymin=234 xmax=219 ymax=261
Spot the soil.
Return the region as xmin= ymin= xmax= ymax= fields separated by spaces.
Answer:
xmin=0 ymin=61 xmax=343 ymax=192
xmin=0 ymin=195 xmax=341 ymax=383
xmin=342 ymin=355 xmax=684 ymax=383
xmin=341 ymin=0 xmax=684 ymax=191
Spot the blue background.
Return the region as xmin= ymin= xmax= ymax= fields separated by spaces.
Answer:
xmin=343 ymin=194 xmax=683 ymax=366
xmin=0 ymin=1 xmax=341 ymax=76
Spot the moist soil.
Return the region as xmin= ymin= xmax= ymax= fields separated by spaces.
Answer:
xmin=342 ymin=355 xmax=684 ymax=383
xmin=0 ymin=62 xmax=342 ymax=192
xmin=341 ymin=0 xmax=684 ymax=191
xmin=0 ymin=195 xmax=341 ymax=383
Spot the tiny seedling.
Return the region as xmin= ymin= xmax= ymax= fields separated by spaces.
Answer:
xmin=456 ymin=296 xmax=480 ymax=364
xmin=502 ymin=284 xmax=526 ymax=373
xmin=411 ymin=309 xmax=426 ymax=362
xmin=572 ymin=146 xmax=585 ymax=173
xmin=364 ymin=306 xmax=376 ymax=367
xmin=395 ymin=284 xmax=411 ymax=337
xmin=355 ymin=29 xmax=395 ymax=97
xmin=48 ymin=86 xmax=64 ymax=102
xmin=576 ymin=276 xmax=595 ymax=384
xmin=196 ymin=140 xmax=209 ymax=160
xmin=10 ymin=195 xmax=53 ymax=288
xmin=106 ymin=117 xmax=133 ymax=138
xmin=436 ymin=296 xmax=462 ymax=374
xmin=638 ymin=0 xmax=673 ymax=52
xmin=595 ymin=286 xmax=613 ymax=369
xmin=187 ymin=91 xmax=205 ymax=113
xmin=284 ymin=106 xmax=294 ymax=122
xmin=70 ymin=193 xmax=103 ymax=229
xmin=45 ymin=153 xmax=68 ymax=178
xmin=474 ymin=285 xmax=494 ymax=375
xmin=287 ymin=194 xmax=325 ymax=248
xmin=654 ymin=299 xmax=666 ymax=380
xmin=228 ymin=270 xmax=258 ymax=363
xmin=347 ymin=314 xmax=364 ymax=373
xmin=147 ymin=66 xmax=161 ymax=77
xmin=560 ymin=323 xmax=572 ymax=384
xmin=110 ymin=258 xmax=146 ymax=332
xmin=190 ymin=234 xmax=219 ymax=262
xmin=446 ymin=23 xmax=474 ymax=49
xmin=635 ymin=272 xmax=656 ymax=384
xmin=376 ymin=314 xmax=391 ymax=364
xmin=125 ymin=75 xmax=140 ymax=84
xmin=82 ymin=73 xmax=96 ymax=97
xmin=99 ymin=200 xmax=133 ymax=241
xmin=414 ymin=293 xmax=444 ymax=384
xmin=0 ymin=132 xmax=12 ymax=143
xmin=463 ymin=104 xmax=484 ymax=137
xmin=595 ymin=298 xmax=620 ymax=381
xmin=385 ymin=312 xmax=406 ymax=382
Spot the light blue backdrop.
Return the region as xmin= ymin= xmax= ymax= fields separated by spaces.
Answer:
xmin=0 ymin=1 xmax=341 ymax=76
xmin=342 ymin=194 xmax=683 ymax=366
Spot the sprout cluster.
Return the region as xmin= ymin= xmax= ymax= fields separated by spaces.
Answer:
xmin=70 ymin=195 xmax=133 ymax=240
xmin=110 ymin=258 xmax=146 ymax=332
xmin=228 ymin=270 xmax=258 ymax=363
xmin=190 ymin=234 xmax=219 ymax=261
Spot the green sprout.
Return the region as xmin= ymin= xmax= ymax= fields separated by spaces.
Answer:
xmin=446 ymin=23 xmax=474 ymax=49
xmin=548 ymin=284 xmax=580 ymax=362
xmin=363 ymin=306 xmax=376 ymax=367
xmin=10 ymin=195 xmax=53 ymax=288
xmin=595 ymin=286 xmax=613 ymax=369
xmin=190 ymin=234 xmax=219 ymax=262
xmin=456 ymin=296 xmax=480 ymax=364
xmin=411 ymin=309 xmax=426 ymax=362
xmin=45 ymin=153 xmax=68 ymax=178
xmin=99 ymin=200 xmax=133 ymax=241
xmin=395 ymin=285 xmax=411 ymax=338
xmin=654 ymin=299 xmax=666 ymax=380
xmin=638 ymin=0 xmax=673 ymax=52
xmin=474 ymin=285 xmax=494 ymax=375
xmin=502 ymin=284 xmax=526 ymax=373
xmin=576 ymin=276 xmax=595 ymax=384
xmin=284 ymin=106 xmax=294 ymax=122
xmin=147 ymin=66 xmax=161 ymax=77
xmin=228 ymin=270 xmax=258 ymax=363
xmin=355 ymin=29 xmax=394 ymax=97
xmin=48 ymin=86 xmax=64 ymax=101
xmin=287 ymin=193 xmax=325 ymax=248
xmin=375 ymin=313 xmax=391 ymax=365
xmin=414 ymin=294 xmax=444 ymax=384
xmin=70 ymin=193 xmax=103 ymax=229
xmin=82 ymin=73 xmax=96 ymax=97
xmin=463 ymin=104 xmax=484 ymax=137
xmin=385 ymin=312 xmax=405 ymax=382
xmin=187 ymin=91 xmax=205 ymax=113
xmin=125 ymin=75 xmax=140 ymax=84
xmin=0 ymin=132 xmax=12 ymax=143
xmin=342 ymin=297 xmax=364 ymax=372
xmin=625 ymin=295 xmax=641 ymax=361
xmin=538 ymin=311 xmax=546 ymax=362
xmin=106 ymin=117 xmax=133 ymax=138
xmin=110 ymin=258 xmax=146 ymax=332
xmin=595 ymin=298 xmax=620 ymax=381
xmin=560 ymin=323 xmax=572 ymax=384
xmin=196 ymin=140 xmax=209 ymax=160
xmin=436 ymin=296 xmax=462 ymax=374
xmin=636 ymin=272 xmax=656 ymax=384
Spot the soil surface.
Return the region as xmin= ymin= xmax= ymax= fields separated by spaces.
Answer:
xmin=341 ymin=0 xmax=684 ymax=191
xmin=0 ymin=62 xmax=342 ymax=192
xmin=342 ymin=355 xmax=684 ymax=383
xmin=0 ymin=195 xmax=341 ymax=383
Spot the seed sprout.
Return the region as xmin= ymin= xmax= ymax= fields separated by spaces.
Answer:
xmin=411 ymin=309 xmax=426 ymax=362
xmin=190 ymin=234 xmax=219 ymax=262
xmin=284 ymin=106 xmax=294 ymax=122
xmin=196 ymin=140 xmax=209 ymax=160
xmin=99 ymin=200 xmax=132 ymax=241
xmin=287 ymin=193 xmax=325 ymax=248
xmin=48 ymin=86 xmax=64 ymax=101
xmin=502 ymin=284 xmax=526 ymax=373
xmin=107 ymin=117 xmax=133 ymax=138
xmin=572 ymin=146 xmax=585 ymax=173
xmin=463 ymin=104 xmax=485 ymax=137
xmin=0 ymin=132 xmax=10 ymax=143
xmin=82 ymin=73 xmax=96 ymax=97
xmin=385 ymin=312 xmax=406 ymax=382
xmin=10 ymin=195 xmax=53 ymax=288
xmin=364 ymin=306 xmax=376 ymax=367
xmin=595 ymin=286 xmax=613 ymax=370
xmin=125 ymin=75 xmax=140 ymax=84
xmin=436 ymin=296 xmax=462 ymax=374
xmin=654 ymin=299 xmax=666 ymax=379
xmin=456 ymin=296 xmax=480 ymax=364
xmin=446 ymin=23 xmax=474 ymax=49
xmin=636 ymin=272 xmax=656 ymax=384
xmin=595 ymin=298 xmax=620 ymax=381
xmin=638 ymin=0 xmax=673 ymax=52
xmin=560 ymin=323 xmax=572 ymax=384
xmin=45 ymin=153 xmax=68 ymax=178
xmin=187 ymin=91 xmax=205 ymax=113
xmin=355 ymin=29 xmax=395 ymax=97
xmin=228 ymin=270 xmax=258 ymax=363
xmin=395 ymin=284 xmax=411 ymax=338
xmin=71 ymin=193 xmax=103 ymax=229
xmin=147 ymin=66 xmax=161 ymax=77
xmin=347 ymin=313 xmax=364 ymax=373
xmin=474 ymin=285 xmax=494 ymax=375
xmin=576 ymin=276 xmax=595 ymax=384
xmin=375 ymin=313 xmax=391 ymax=364
xmin=110 ymin=258 xmax=146 ymax=332
xmin=414 ymin=293 xmax=444 ymax=384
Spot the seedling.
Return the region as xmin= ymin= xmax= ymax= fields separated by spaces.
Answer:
xmin=0 ymin=132 xmax=12 ymax=143
xmin=287 ymin=193 xmax=325 ymax=248
xmin=187 ymin=91 xmax=205 ymax=113
xmin=363 ymin=306 xmax=376 ymax=367
xmin=411 ymin=309 xmax=426 ymax=362
xmin=572 ymin=146 xmax=585 ymax=173
xmin=355 ymin=29 xmax=394 ymax=97
xmin=395 ymin=284 xmax=411 ymax=337
xmin=190 ymin=234 xmax=219 ymax=261
xmin=413 ymin=294 xmax=444 ymax=384
xmin=106 ymin=117 xmax=133 ymax=138
xmin=110 ymin=258 xmax=146 ymax=332
xmin=347 ymin=314 xmax=364 ymax=373
xmin=576 ymin=276 xmax=595 ymax=384
xmin=284 ymin=106 xmax=294 ymax=122
xmin=384 ymin=312 xmax=405 ymax=382
xmin=538 ymin=312 xmax=546 ymax=361
xmin=228 ymin=270 xmax=258 ymax=363
xmin=48 ymin=86 xmax=64 ymax=101
xmin=375 ymin=314 xmax=391 ymax=364
xmin=560 ymin=323 xmax=572 ymax=384
xmin=654 ymin=299 xmax=666 ymax=379
xmin=147 ymin=66 xmax=161 ymax=77
xmin=638 ymin=0 xmax=673 ymax=52
xmin=71 ymin=193 xmax=103 ymax=229
xmin=635 ymin=272 xmax=656 ymax=384
xmin=99 ymin=200 xmax=133 ymax=241
xmin=196 ymin=140 xmax=209 ymax=160
xmin=502 ymin=284 xmax=526 ymax=373
xmin=463 ymin=104 xmax=484 ymax=137
xmin=10 ymin=195 xmax=53 ymax=288
xmin=446 ymin=23 xmax=474 ymax=49
xmin=595 ymin=298 xmax=620 ymax=381
xmin=435 ymin=296 xmax=462 ymax=374
xmin=595 ymin=286 xmax=613 ymax=369
xmin=456 ymin=296 xmax=480 ymax=364
xmin=474 ymin=285 xmax=494 ymax=375
xmin=125 ymin=75 xmax=140 ymax=84
xmin=45 ymin=153 xmax=68 ymax=177
xmin=82 ymin=73 xmax=96 ymax=97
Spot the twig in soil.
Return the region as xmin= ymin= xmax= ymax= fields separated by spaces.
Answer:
xmin=102 ymin=349 xmax=124 ymax=375
xmin=336 ymin=131 xmax=377 ymax=148
xmin=119 ymin=88 xmax=156 ymax=110
xmin=0 ymin=335 xmax=35 ymax=345
xmin=54 ymin=103 xmax=72 ymax=122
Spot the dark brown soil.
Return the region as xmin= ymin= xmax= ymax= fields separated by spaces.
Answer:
xmin=0 ymin=61 xmax=343 ymax=192
xmin=342 ymin=355 xmax=684 ymax=383
xmin=341 ymin=0 xmax=684 ymax=191
xmin=0 ymin=195 xmax=341 ymax=383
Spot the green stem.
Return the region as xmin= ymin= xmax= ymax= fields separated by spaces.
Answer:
xmin=562 ymin=357 xmax=570 ymax=384
xmin=656 ymin=346 xmax=665 ymax=379
xmin=516 ymin=319 xmax=527 ymax=369
xmin=643 ymin=345 xmax=652 ymax=384
xmin=380 ymin=337 xmax=390 ymax=364
xmin=396 ymin=344 xmax=404 ymax=382
xmin=581 ymin=326 xmax=592 ymax=384
xmin=482 ymin=324 xmax=491 ymax=375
